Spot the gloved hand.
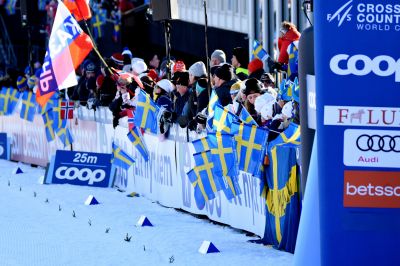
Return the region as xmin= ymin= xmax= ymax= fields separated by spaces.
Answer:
xmin=195 ymin=113 xmax=207 ymax=126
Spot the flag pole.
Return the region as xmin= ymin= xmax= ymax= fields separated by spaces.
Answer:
xmin=68 ymin=0 xmax=115 ymax=77
xmin=203 ymin=0 xmax=211 ymax=99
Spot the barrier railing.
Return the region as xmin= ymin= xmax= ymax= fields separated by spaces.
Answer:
xmin=0 ymin=106 xmax=266 ymax=237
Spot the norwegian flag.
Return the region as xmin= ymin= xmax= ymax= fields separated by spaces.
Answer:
xmin=60 ymin=100 xmax=74 ymax=119
xmin=127 ymin=109 xmax=135 ymax=130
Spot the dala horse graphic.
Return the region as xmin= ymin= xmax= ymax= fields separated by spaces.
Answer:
xmin=350 ymin=109 xmax=365 ymax=123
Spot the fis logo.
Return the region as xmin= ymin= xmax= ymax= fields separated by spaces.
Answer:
xmin=327 ymin=0 xmax=353 ymax=26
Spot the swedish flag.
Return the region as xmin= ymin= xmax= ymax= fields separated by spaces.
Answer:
xmin=5 ymin=0 xmax=16 ymax=15
xmin=221 ymin=175 xmax=241 ymax=200
xmin=0 ymin=87 xmax=11 ymax=115
xmin=231 ymin=122 xmax=268 ymax=177
xmin=39 ymin=92 xmax=59 ymax=114
xmin=92 ymin=9 xmax=107 ymax=39
xmin=51 ymin=99 xmax=67 ymax=129
xmin=213 ymin=104 xmax=239 ymax=134
xmin=191 ymin=136 xmax=210 ymax=153
xmin=56 ymin=127 xmax=74 ymax=147
xmin=252 ymin=40 xmax=270 ymax=62
xmin=127 ymin=126 xmax=149 ymax=162
xmin=112 ymin=142 xmax=135 ymax=170
xmin=263 ymin=144 xmax=300 ymax=253
xmin=268 ymin=122 xmax=301 ymax=150
xmin=7 ymin=88 xmax=20 ymax=115
xmin=20 ymin=91 xmax=36 ymax=122
xmin=208 ymin=90 xmax=219 ymax=115
xmin=207 ymin=132 xmax=238 ymax=178
xmin=287 ymin=42 xmax=299 ymax=78
xmin=134 ymin=90 xmax=160 ymax=134
xmin=239 ymin=105 xmax=257 ymax=126
xmin=42 ymin=111 xmax=56 ymax=142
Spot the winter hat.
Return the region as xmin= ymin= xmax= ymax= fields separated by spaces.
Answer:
xmin=147 ymin=69 xmax=159 ymax=82
xmin=243 ymin=78 xmax=262 ymax=96
xmin=260 ymin=72 xmax=275 ymax=84
xmin=211 ymin=49 xmax=226 ymax=64
xmin=230 ymin=80 xmax=242 ymax=95
xmin=173 ymin=60 xmax=186 ymax=74
xmin=121 ymin=47 xmax=133 ymax=59
xmin=282 ymin=101 xmax=293 ymax=118
xmin=232 ymin=47 xmax=249 ymax=67
xmin=17 ymin=76 xmax=27 ymax=90
xmin=248 ymin=58 xmax=263 ymax=74
xmin=254 ymin=92 xmax=275 ymax=113
xmin=132 ymin=60 xmax=148 ymax=75
xmin=85 ymin=62 xmax=96 ymax=73
xmin=278 ymin=79 xmax=293 ymax=101
xmin=188 ymin=61 xmax=207 ymax=78
xmin=260 ymin=101 xmax=275 ymax=120
xmin=175 ymin=71 xmax=189 ymax=87
xmin=215 ymin=63 xmax=233 ymax=81
xmin=111 ymin=53 xmax=124 ymax=67
xmin=27 ymin=76 xmax=36 ymax=89
xmin=156 ymin=79 xmax=174 ymax=93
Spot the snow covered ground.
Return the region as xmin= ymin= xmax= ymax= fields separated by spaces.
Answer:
xmin=0 ymin=159 xmax=293 ymax=266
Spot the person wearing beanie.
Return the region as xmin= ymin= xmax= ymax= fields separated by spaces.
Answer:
xmin=248 ymin=58 xmax=264 ymax=80
xmin=154 ymin=79 xmax=173 ymax=111
xmin=213 ymin=63 xmax=234 ymax=107
xmin=96 ymin=58 xmax=117 ymax=107
xmin=147 ymin=69 xmax=159 ymax=83
xmin=140 ymin=75 xmax=155 ymax=99
xmin=121 ymin=47 xmax=133 ymax=59
xmin=231 ymin=47 xmax=249 ymax=81
xmin=17 ymin=76 xmax=28 ymax=92
xmin=211 ymin=49 xmax=226 ymax=67
xmin=188 ymin=61 xmax=207 ymax=85
xmin=230 ymin=80 xmax=242 ymax=101
xmin=173 ymin=71 xmax=190 ymax=116
xmin=111 ymin=53 xmax=124 ymax=69
xmin=243 ymin=78 xmax=264 ymax=123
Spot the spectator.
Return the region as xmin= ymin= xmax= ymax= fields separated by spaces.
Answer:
xmin=231 ymin=47 xmax=249 ymax=80
xmin=122 ymin=47 xmax=133 ymax=72
xmin=173 ymin=71 xmax=190 ymax=117
xmin=188 ymin=61 xmax=207 ymax=86
xmin=277 ymin=21 xmax=301 ymax=65
xmin=260 ymin=72 xmax=276 ymax=91
xmin=248 ymin=58 xmax=264 ymax=80
xmin=111 ymin=53 xmax=124 ymax=70
xmin=72 ymin=62 xmax=97 ymax=104
xmin=154 ymin=79 xmax=173 ymax=111
xmin=243 ymin=78 xmax=263 ymax=123
xmin=140 ymin=75 xmax=155 ymax=99
xmin=213 ymin=63 xmax=234 ymax=107
xmin=17 ymin=76 xmax=28 ymax=92
xmin=97 ymin=58 xmax=117 ymax=106
xmin=210 ymin=49 xmax=226 ymax=67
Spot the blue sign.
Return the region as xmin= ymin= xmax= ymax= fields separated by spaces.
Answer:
xmin=0 ymin=133 xmax=10 ymax=160
xmin=315 ymin=0 xmax=400 ymax=265
xmin=46 ymin=150 xmax=115 ymax=188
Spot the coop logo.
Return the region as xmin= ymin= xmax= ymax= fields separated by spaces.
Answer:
xmin=327 ymin=0 xmax=353 ymax=26
xmin=55 ymin=166 xmax=106 ymax=185
xmin=330 ymin=54 xmax=400 ymax=82
xmin=344 ymin=170 xmax=400 ymax=208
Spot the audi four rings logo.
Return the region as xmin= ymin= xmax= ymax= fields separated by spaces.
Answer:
xmin=356 ymin=134 xmax=400 ymax=152
xmin=55 ymin=166 xmax=106 ymax=185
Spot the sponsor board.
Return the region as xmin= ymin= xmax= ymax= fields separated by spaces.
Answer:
xmin=344 ymin=129 xmax=400 ymax=168
xmin=327 ymin=0 xmax=400 ymax=32
xmin=0 ymin=133 xmax=9 ymax=160
xmin=344 ymin=170 xmax=400 ymax=208
xmin=46 ymin=150 xmax=114 ymax=187
xmin=324 ymin=105 xmax=400 ymax=127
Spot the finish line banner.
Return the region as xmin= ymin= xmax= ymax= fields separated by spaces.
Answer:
xmin=315 ymin=0 xmax=400 ymax=265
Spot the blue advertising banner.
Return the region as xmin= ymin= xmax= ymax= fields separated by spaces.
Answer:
xmin=315 ymin=0 xmax=400 ymax=265
xmin=0 ymin=133 xmax=10 ymax=160
xmin=46 ymin=150 xmax=114 ymax=188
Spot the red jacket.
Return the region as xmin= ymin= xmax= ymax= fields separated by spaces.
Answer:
xmin=278 ymin=28 xmax=301 ymax=64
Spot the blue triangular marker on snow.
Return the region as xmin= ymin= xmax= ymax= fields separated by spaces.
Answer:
xmin=14 ymin=167 xmax=24 ymax=174
xmin=137 ymin=215 xmax=153 ymax=227
xmin=198 ymin=241 xmax=220 ymax=254
xmin=84 ymin=195 xmax=99 ymax=205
